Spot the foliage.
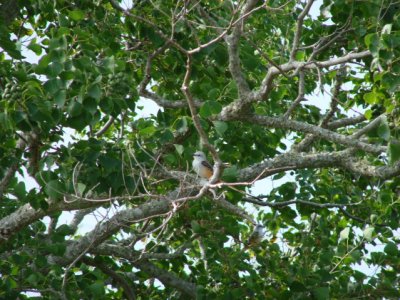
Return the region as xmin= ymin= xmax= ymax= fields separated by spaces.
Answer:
xmin=0 ymin=0 xmax=400 ymax=299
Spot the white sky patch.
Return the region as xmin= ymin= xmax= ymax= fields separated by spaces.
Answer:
xmin=135 ymin=98 xmax=163 ymax=119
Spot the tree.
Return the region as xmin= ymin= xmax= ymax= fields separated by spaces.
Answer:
xmin=0 ymin=0 xmax=400 ymax=298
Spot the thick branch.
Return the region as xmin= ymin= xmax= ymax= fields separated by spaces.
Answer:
xmin=139 ymin=90 xmax=201 ymax=109
xmin=242 ymin=197 xmax=360 ymax=208
xmin=224 ymin=0 xmax=259 ymax=99
xmin=0 ymin=199 xmax=103 ymax=241
xmin=88 ymin=243 xmax=196 ymax=297
xmin=91 ymin=242 xmax=188 ymax=261
xmin=54 ymin=200 xmax=172 ymax=265
xmin=218 ymin=51 xmax=371 ymax=118
xmin=82 ymin=256 xmax=136 ymax=300
xmin=215 ymin=198 xmax=256 ymax=225
xmin=326 ymin=115 xmax=366 ymax=130
xmin=135 ymin=260 xmax=197 ymax=298
xmin=253 ymin=50 xmax=371 ymax=103
xmin=237 ymin=149 xmax=400 ymax=182
xmin=69 ymin=208 xmax=96 ymax=233
xmin=228 ymin=114 xmax=385 ymax=154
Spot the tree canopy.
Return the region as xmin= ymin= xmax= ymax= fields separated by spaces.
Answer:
xmin=1 ymin=0 xmax=400 ymax=298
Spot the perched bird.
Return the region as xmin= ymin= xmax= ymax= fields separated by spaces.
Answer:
xmin=192 ymin=151 xmax=214 ymax=180
xmin=244 ymin=224 xmax=265 ymax=249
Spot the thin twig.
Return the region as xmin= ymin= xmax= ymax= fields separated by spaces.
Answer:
xmin=242 ymin=196 xmax=361 ymax=209
xmin=180 ymin=54 xmax=222 ymax=182
xmin=95 ymin=117 xmax=115 ymax=137
xmin=290 ymin=0 xmax=315 ymax=61
xmin=284 ymin=70 xmax=306 ymax=118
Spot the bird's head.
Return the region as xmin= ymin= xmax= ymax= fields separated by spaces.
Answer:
xmin=193 ymin=151 xmax=206 ymax=160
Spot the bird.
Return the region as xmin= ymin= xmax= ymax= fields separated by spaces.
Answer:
xmin=192 ymin=151 xmax=214 ymax=180
xmin=244 ymin=224 xmax=265 ymax=249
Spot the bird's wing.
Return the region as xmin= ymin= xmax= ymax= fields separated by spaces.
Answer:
xmin=200 ymin=160 xmax=214 ymax=179
xmin=201 ymin=160 xmax=214 ymax=172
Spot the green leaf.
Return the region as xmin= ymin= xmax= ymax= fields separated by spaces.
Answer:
xmin=67 ymin=100 xmax=83 ymax=117
xmin=27 ymin=43 xmax=42 ymax=55
xmin=54 ymin=89 xmax=66 ymax=107
xmin=388 ymin=139 xmax=400 ymax=164
xmin=382 ymin=24 xmax=392 ymax=35
xmin=363 ymin=92 xmax=378 ymax=104
xmin=364 ymin=109 xmax=373 ymax=120
xmin=35 ymin=55 xmax=51 ymax=74
xmin=45 ymin=180 xmax=64 ymax=200
xmin=44 ymin=78 xmax=63 ymax=95
xmin=173 ymin=117 xmax=188 ymax=133
xmin=365 ymin=33 xmax=379 ymax=54
xmin=69 ymin=10 xmax=85 ymax=21
xmin=0 ymin=112 xmax=14 ymax=131
xmin=295 ymin=50 xmax=306 ymax=61
xmin=222 ymin=166 xmax=238 ymax=181
xmin=83 ymin=97 xmax=98 ymax=115
xmin=199 ymin=101 xmax=222 ymax=118
xmin=0 ymin=34 xmax=23 ymax=59
xmin=77 ymin=183 xmax=86 ymax=196
xmin=377 ymin=117 xmax=390 ymax=141
xmin=89 ymin=281 xmax=105 ymax=297
xmin=289 ymin=281 xmax=306 ymax=292
xmin=312 ymin=287 xmax=330 ymax=300
xmin=47 ymin=62 xmax=63 ymax=77
xmin=213 ymin=121 xmax=228 ymax=136
xmin=339 ymin=227 xmax=350 ymax=241
xmin=159 ymin=129 xmax=174 ymax=143
xmin=384 ymin=242 xmax=398 ymax=256
xmin=382 ymin=73 xmax=400 ymax=93
xmin=191 ymin=220 xmax=201 ymax=233
xmin=363 ymin=226 xmax=374 ymax=242
xmin=278 ymin=182 xmax=296 ymax=200
xmin=56 ymin=224 xmax=74 ymax=236
xmin=13 ymin=181 xmax=26 ymax=200
xmin=139 ymin=125 xmax=156 ymax=136
xmin=207 ymin=88 xmax=219 ymax=99
xmin=101 ymin=56 xmax=116 ymax=72
xmin=174 ymin=144 xmax=184 ymax=155
xmin=88 ymin=84 xmax=102 ymax=100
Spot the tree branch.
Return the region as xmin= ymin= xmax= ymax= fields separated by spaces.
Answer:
xmin=284 ymin=70 xmax=306 ymax=118
xmin=0 ymin=137 xmax=26 ymax=199
xmin=53 ymin=199 xmax=172 ymax=265
xmin=242 ymin=196 xmax=360 ymax=209
xmin=91 ymin=242 xmax=189 ymax=261
xmin=215 ymin=198 xmax=256 ymax=225
xmin=181 ymin=54 xmax=222 ymax=182
xmin=0 ymin=200 xmax=101 ymax=241
xmin=231 ymin=114 xmax=385 ymax=155
xmin=135 ymin=259 xmax=197 ymax=298
xmin=81 ymin=256 xmax=136 ymax=300
xmin=237 ymin=149 xmax=400 ymax=182
xmin=95 ymin=117 xmax=115 ymax=137
xmin=326 ymin=115 xmax=366 ymax=130
xmin=253 ymin=50 xmax=371 ymax=103
xmin=224 ymin=0 xmax=259 ymax=99
xmin=290 ymin=0 xmax=315 ymax=61
xmin=293 ymin=65 xmax=346 ymax=151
